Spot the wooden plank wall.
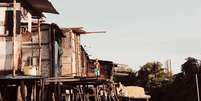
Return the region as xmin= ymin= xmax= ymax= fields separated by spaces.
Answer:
xmin=0 ymin=3 xmax=21 ymax=73
xmin=80 ymin=46 xmax=90 ymax=77
xmin=0 ymin=37 xmax=14 ymax=71
xmin=61 ymin=30 xmax=82 ymax=77
xmin=21 ymin=24 xmax=52 ymax=77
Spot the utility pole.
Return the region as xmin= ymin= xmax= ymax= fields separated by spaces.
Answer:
xmin=196 ymin=73 xmax=200 ymax=101
xmin=196 ymin=60 xmax=201 ymax=101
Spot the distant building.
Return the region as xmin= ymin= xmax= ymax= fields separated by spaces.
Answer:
xmin=114 ymin=64 xmax=134 ymax=76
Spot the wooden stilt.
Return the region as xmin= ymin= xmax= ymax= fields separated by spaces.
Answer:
xmin=69 ymin=89 xmax=72 ymax=101
xmin=36 ymin=81 xmax=40 ymax=101
xmin=94 ymin=85 xmax=98 ymax=101
xmin=27 ymin=83 xmax=32 ymax=101
xmin=20 ymin=81 xmax=26 ymax=101
xmin=32 ymin=81 xmax=37 ymax=101
xmin=57 ymin=83 xmax=61 ymax=101
xmin=41 ymin=79 xmax=45 ymax=101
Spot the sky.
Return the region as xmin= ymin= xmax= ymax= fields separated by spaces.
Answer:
xmin=47 ymin=0 xmax=201 ymax=73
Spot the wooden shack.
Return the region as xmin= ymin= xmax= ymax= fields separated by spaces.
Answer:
xmin=60 ymin=28 xmax=82 ymax=77
xmin=88 ymin=59 xmax=114 ymax=79
xmin=21 ymin=23 xmax=64 ymax=77
xmin=0 ymin=0 xmax=58 ymax=76
xmin=61 ymin=28 xmax=106 ymax=77
xmin=0 ymin=0 xmax=59 ymax=101
xmin=0 ymin=1 xmax=21 ymax=75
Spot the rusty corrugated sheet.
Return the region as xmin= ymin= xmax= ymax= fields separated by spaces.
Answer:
xmin=62 ymin=27 xmax=86 ymax=35
xmin=62 ymin=27 xmax=106 ymax=35
xmin=0 ymin=0 xmax=59 ymax=15
xmin=22 ymin=0 xmax=59 ymax=14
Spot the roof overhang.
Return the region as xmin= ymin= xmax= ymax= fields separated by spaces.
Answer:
xmin=62 ymin=27 xmax=87 ymax=35
xmin=90 ymin=59 xmax=113 ymax=65
xmin=0 ymin=0 xmax=59 ymax=17
xmin=62 ymin=27 xmax=106 ymax=35
xmin=21 ymin=0 xmax=59 ymax=14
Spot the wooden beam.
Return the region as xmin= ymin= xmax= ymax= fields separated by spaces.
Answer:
xmin=38 ymin=19 xmax=42 ymax=74
xmin=12 ymin=0 xmax=17 ymax=77
xmin=81 ymin=31 xmax=106 ymax=34
xmin=28 ymin=12 xmax=32 ymax=32
xmin=0 ymin=3 xmax=13 ymax=7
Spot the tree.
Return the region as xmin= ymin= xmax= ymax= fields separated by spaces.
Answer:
xmin=136 ymin=61 xmax=168 ymax=90
xmin=145 ymin=57 xmax=201 ymax=101
xmin=181 ymin=57 xmax=200 ymax=78
xmin=150 ymin=57 xmax=201 ymax=101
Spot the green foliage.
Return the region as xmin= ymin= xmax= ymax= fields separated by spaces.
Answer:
xmin=181 ymin=57 xmax=200 ymax=77
xmin=149 ymin=57 xmax=201 ymax=101
xmin=136 ymin=61 xmax=171 ymax=90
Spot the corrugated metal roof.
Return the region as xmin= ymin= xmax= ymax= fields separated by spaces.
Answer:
xmin=62 ymin=27 xmax=87 ymax=35
xmin=0 ymin=0 xmax=59 ymax=17
xmin=22 ymin=0 xmax=59 ymax=14
xmin=62 ymin=27 xmax=106 ymax=35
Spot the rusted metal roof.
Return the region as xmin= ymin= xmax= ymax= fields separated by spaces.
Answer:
xmin=71 ymin=27 xmax=87 ymax=34
xmin=0 ymin=0 xmax=59 ymax=16
xmin=90 ymin=59 xmax=113 ymax=64
xmin=22 ymin=0 xmax=59 ymax=14
xmin=62 ymin=27 xmax=106 ymax=35
xmin=62 ymin=27 xmax=86 ymax=34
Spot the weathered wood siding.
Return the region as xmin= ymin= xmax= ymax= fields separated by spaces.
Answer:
xmin=61 ymin=30 xmax=82 ymax=77
xmin=21 ymin=24 xmax=52 ymax=77
xmin=0 ymin=36 xmax=21 ymax=72
xmin=0 ymin=6 xmax=7 ymax=35
xmin=80 ymin=46 xmax=90 ymax=77
xmin=0 ymin=3 xmax=21 ymax=73
xmin=0 ymin=37 xmax=13 ymax=71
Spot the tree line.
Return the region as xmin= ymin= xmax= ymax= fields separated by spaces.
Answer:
xmin=114 ymin=57 xmax=201 ymax=101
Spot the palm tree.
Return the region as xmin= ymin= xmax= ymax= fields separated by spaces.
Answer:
xmin=181 ymin=57 xmax=199 ymax=78
xmin=181 ymin=57 xmax=201 ymax=101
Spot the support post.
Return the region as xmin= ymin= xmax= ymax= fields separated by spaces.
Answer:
xmin=38 ymin=19 xmax=41 ymax=74
xmin=12 ymin=0 xmax=17 ymax=77
xmin=41 ymin=79 xmax=45 ymax=101
xmin=196 ymin=74 xmax=200 ymax=101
